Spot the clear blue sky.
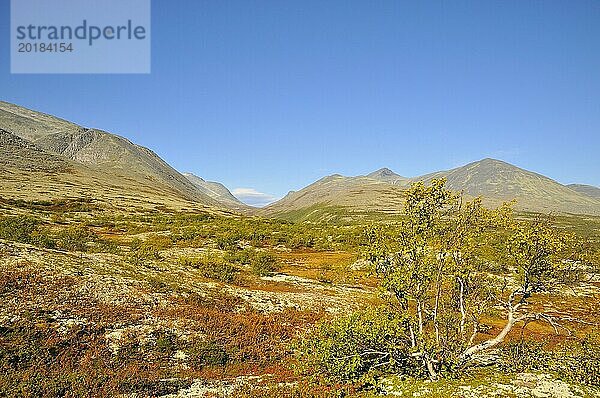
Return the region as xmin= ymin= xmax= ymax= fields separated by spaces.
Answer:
xmin=2 ymin=0 xmax=599 ymax=204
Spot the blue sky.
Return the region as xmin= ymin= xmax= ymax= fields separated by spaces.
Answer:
xmin=1 ymin=0 xmax=599 ymax=205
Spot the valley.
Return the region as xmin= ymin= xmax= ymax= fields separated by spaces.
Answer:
xmin=1 ymin=101 xmax=599 ymax=397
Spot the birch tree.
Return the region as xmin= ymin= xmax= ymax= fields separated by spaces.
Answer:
xmin=367 ymin=179 xmax=590 ymax=379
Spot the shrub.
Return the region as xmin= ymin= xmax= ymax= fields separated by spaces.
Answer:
xmin=215 ymin=233 xmax=239 ymax=250
xmin=127 ymin=238 xmax=161 ymax=267
xmin=152 ymin=330 xmax=179 ymax=356
xmin=251 ymin=252 xmax=280 ymax=276
xmin=295 ymin=306 xmax=415 ymax=382
xmin=56 ymin=225 xmax=96 ymax=252
xmin=500 ymin=337 xmax=600 ymax=387
xmin=564 ymin=336 xmax=600 ymax=386
xmin=499 ymin=339 xmax=550 ymax=373
xmin=30 ymin=229 xmax=57 ymax=249
xmin=223 ymin=248 xmax=255 ymax=265
xmin=194 ymin=252 xmax=239 ymax=283
xmin=0 ymin=215 xmax=39 ymax=243
xmin=287 ymin=234 xmax=315 ymax=249
xmin=144 ymin=234 xmax=173 ymax=250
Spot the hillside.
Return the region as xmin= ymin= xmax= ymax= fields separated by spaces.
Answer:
xmin=0 ymin=101 xmax=249 ymax=211
xmin=415 ymin=159 xmax=600 ymax=215
xmin=183 ymin=172 xmax=251 ymax=211
xmin=0 ymin=101 xmax=222 ymax=206
xmin=0 ymin=128 xmax=222 ymax=211
xmin=261 ymin=174 xmax=407 ymax=220
xmin=568 ymin=184 xmax=600 ymax=200
xmin=264 ymin=159 xmax=600 ymax=219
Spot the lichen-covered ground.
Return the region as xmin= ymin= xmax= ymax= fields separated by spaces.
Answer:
xmin=0 ymin=203 xmax=599 ymax=397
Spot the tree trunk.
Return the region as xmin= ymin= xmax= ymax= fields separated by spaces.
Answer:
xmin=425 ymin=356 xmax=438 ymax=381
xmin=458 ymin=276 xmax=466 ymax=338
xmin=460 ymin=311 xmax=516 ymax=360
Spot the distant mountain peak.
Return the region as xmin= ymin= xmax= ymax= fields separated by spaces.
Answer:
xmin=471 ymin=158 xmax=515 ymax=168
xmin=366 ymin=167 xmax=407 ymax=185
xmin=183 ymin=172 xmax=249 ymax=209
xmin=370 ymin=167 xmax=396 ymax=177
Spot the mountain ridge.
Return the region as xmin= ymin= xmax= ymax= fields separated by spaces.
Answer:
xmin=0 ymin=101 xmax=234 ymax=211
xmin=183 ymin=172 xmax=251 ymax=211
xmin=2 ymin=101 xmax=598 ymax=217
xmin=264 ymin=158 xmax=600 ymax=218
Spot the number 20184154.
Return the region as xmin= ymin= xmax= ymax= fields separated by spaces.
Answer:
xmin=17 ymin=42 xmax=74 ymax=53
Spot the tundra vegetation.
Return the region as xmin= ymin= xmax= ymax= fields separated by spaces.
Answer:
xmin=296 ymin=179 xmax=600 ymax=389
xmin=0 ymin=185 xmax=599 ymax=397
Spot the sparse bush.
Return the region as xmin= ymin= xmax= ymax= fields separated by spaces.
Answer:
xmin=223 ymin=247 xmax=255 ymax=265
xmin=152 ymin=330 xmax=179 ymax=356
xmin=0 ymin=215 xmax=39 ymax=243
xmin=127 ymin=238 xmax=161 ymax=267
xmin=499 ymin=339 xmax=550 ymax=373
xmin=193 ymin=252 xmax=239 ymax=283
xmin=295 ymin=306 xmax=415 ymax=382
xmin=144 ymin=234 xmax=173 ymax=250
xmin=56 ymin=225 xmax=96 ymax=252
xmin=215 ymin=232 xmax=240 ymax=250
xmin=93 ymin=238 xmax=121 ymax=254
xmin=564 ymin=336 xmax=600 ymax=386
xmin=288 ymin=234 xmax=315 ymax=249
xmin=0 ymin=215 xmax=57 ymax=249
xmin=30 ymin=229 xmax=57 ymax=249
xmin=500 ymin=337 xmax=600 ymax=387
xmin=251 ymin=252 xmax=280 ymax=276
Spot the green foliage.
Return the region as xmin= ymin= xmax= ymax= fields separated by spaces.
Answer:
xmin=295 ymin=307 xmax=418 ymax=382
xmin=499 ymin=339 xmax=549 ymax=373
xmin=192 ymin=252 xmax=240 ymax=283
xmin=56 ymin=225 xmax=96 ymax=252
xmin=127 ymin=238 xmax=161 ymax=267
xmin=506 ymin=217 xmax=584 ymax=293
xmin=152 ymin=330 xmax=179 ymax=356
xmin=215 ymin=232 xmax=241 ymax=250
xmin=359 ymin=179 xmax=588 ymax=380
xmin=287 ymin=233 xmax=315 ymax=249
xmin=223 ymin=247 xmax=256 ymax=265
xmin=564 ymin=335 xmax=600 ymax=386
xmin=365 ymin=179 xmax=497 ymax=378
xmin=500 ymin=336 xmax=600 ymax=387
xmin=0 ymin=215 xmax=40 ymax=243
xmin=0 ymin=215 xmax=57 ymax=249
xmin=251 ymin=252 xmax=281 ymax=276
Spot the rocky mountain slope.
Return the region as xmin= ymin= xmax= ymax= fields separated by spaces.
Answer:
xmin=0 ymin=101 xmax=242 ymax=211
xmin=264 ymin=159 xmax=600 ymax=218
xmin=366 ymin=167 xmax=409 ymax=186
xmin=183 ymin=172 xmax=250 ymax=211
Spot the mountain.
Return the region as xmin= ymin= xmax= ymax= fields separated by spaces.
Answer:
xmin=0 ymin=128 xmax=205 ymax=210
xmin=367 ymin=167 xmax=409 ymax=186
xmin=183 ymin=172 xmax=250 ymax=211
xmin=261 ymin=174 xmax=407 ymax=220
xmin=0 ymin=101 xmax=237 ymax=211
xmin=413 ymin=159 xmax=600 ymax=214
xmin=0 ymin=101 xmax=219 ymax=204
xmin=264 ymin=159 xmax=600 ymax=219
xmin=567 ymin=184 xmax=600 ymax=200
